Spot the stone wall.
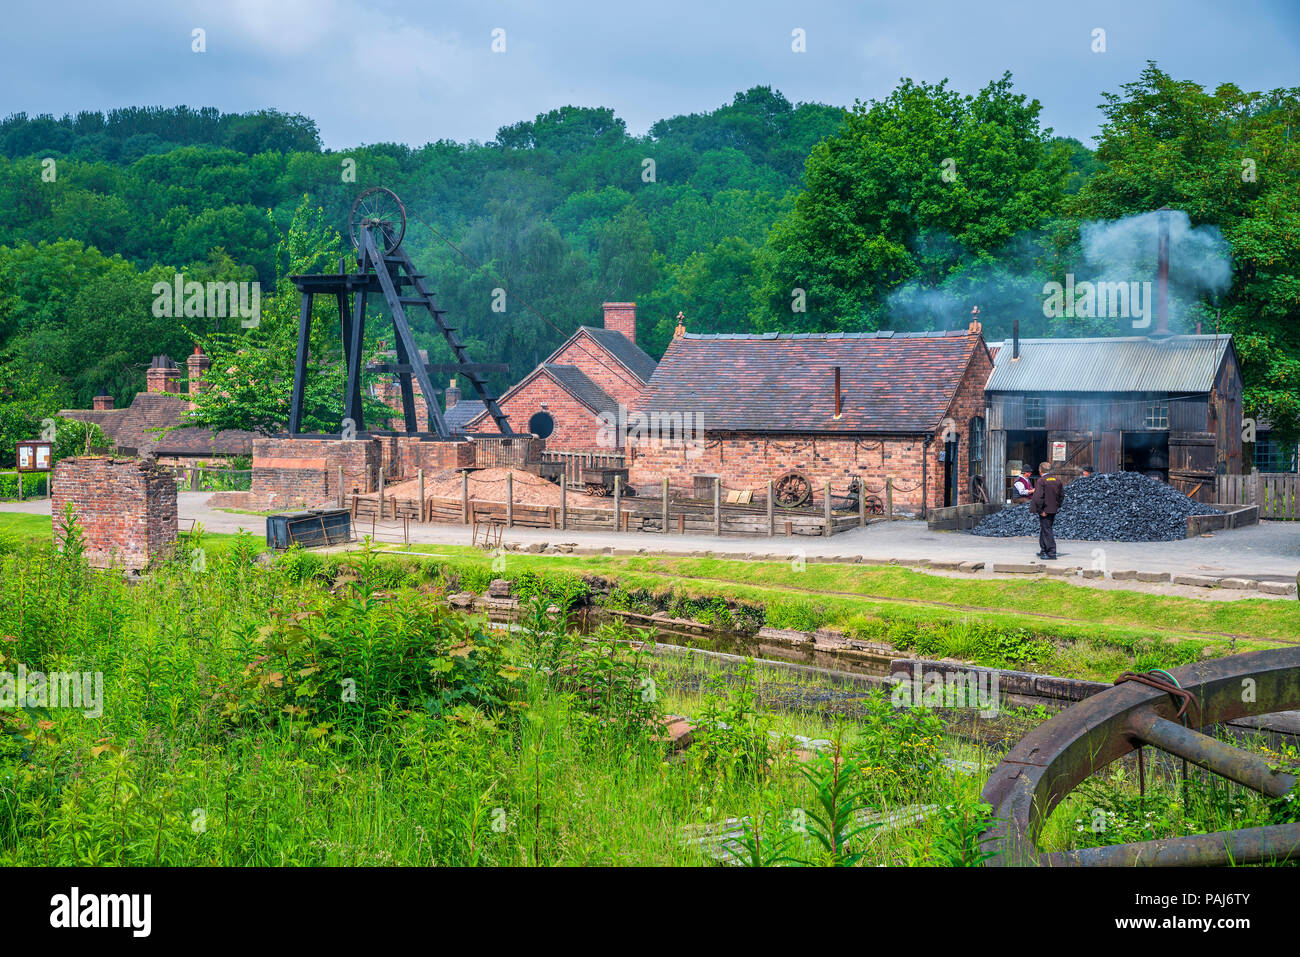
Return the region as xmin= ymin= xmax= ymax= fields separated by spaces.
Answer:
xmin=51 ymin=457 xmax=177 ymax=569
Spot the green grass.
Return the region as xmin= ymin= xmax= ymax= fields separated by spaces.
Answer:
xmin=1 ymin=529 xmax=1291 ymax=867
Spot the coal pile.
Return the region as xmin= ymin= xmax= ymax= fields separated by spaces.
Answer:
xmin=970 ymin=471 xmax=1220 ymax=543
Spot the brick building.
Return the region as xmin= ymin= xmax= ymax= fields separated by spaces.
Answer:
xmin=61 ymin=350 xmax=259 ymax=465
xmin=464 ymin=302 xmax=657 ymax=450
xmin=627 ymin=322 xmax=994 ymax=515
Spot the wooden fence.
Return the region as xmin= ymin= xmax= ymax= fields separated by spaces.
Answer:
xmin=348 ymin=474 xmax=876 ymax=538
xmin=1214 ymin=469 xmax=1299 ymax=520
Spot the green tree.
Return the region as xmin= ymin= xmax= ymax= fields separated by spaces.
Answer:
xmin=753 ymin=73 xmax=1069 ymax=331
xmin=1069 ymin=63 xmax=1300 ymax=441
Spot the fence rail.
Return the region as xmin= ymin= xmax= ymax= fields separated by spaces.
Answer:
xmin=1214 ymin=469 xmax=1299 ymax=520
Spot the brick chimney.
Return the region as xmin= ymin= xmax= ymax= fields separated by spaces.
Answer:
xmin=673 ymin=311 xmax=686 ymax=339
xmin=968 ymin=306 xmax=982 ymax=336
xmin=602 ymin=302 xmax=636 ymax=344
xmin=146 ymin=355 xmax=180 ymax=394
xmin=445 ymin=378 xmax=461 ymax=410
xmin=93 ymin=389 xmax=114 ymax=411
xmin=187 ymin=346 xmax=211 ymax=398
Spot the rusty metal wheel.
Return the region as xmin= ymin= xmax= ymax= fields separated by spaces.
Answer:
xmin=981 ymin=647 xmax=1300 ymax=866
xmin=773 ymin=469 xmax=812 ymax=509
xmin=585 ymin=483 xmax=608 ymax=497
xmin=863 ymin=494 xmax=883 ymax=514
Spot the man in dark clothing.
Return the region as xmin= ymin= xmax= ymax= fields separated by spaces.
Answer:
xmin=1030 ymin=460 xmax=1066 ymax=559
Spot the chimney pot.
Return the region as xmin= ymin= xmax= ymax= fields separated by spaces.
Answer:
xmin=602 ymin=302 xmax=637 ymax=345
xmin=1012 ymin=320 xmax=1020 ymax=360
xmin=146 ymin=355 xmax=180 ymax=394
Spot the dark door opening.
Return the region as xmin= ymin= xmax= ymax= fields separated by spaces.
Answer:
xmin=943 ymin=435 xmax=960 ymax=507
xmin=1122 ymin=431 xmax=1169 ymax=482
xmin=1004 ymin=430 xmax=1048 ymax=497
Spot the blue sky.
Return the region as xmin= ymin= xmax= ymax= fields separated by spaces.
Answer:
xmin=3 ymin=0 xmax=1298 ymax=148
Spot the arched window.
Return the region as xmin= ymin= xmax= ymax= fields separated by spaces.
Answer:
xmin=528 ymin=411 xmax=555 ymax=439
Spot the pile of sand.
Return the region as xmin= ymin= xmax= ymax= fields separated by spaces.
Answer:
xmin=367 ymin=468 xmax=612 ymax=508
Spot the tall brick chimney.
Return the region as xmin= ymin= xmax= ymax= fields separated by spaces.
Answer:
xmin=187 ymin=346 xmax=211 ymax=398
xmin=602 ymin=302 xmax=636 ymax=344
xmin=93 ymin=389 xmax=113 ymax=411
xmin=146 ymin=355 xmax=180 ymax=394
xmin=445 ymin=378 xmax=461 ymax=410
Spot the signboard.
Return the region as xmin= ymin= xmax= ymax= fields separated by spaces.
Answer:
xmin=16 ymin=440 xmax=52 ymax=472
xmin=1051 ymin=441 xmax=1067 ymax=463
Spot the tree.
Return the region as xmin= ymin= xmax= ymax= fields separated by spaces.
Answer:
xmin=752 ymin=74 xmax=1069 ymax=331
xmin=1069 ymin=63 xmax=1300 ymax=442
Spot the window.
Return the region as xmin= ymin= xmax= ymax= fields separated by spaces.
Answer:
xmin=1256 ymin=434 xmax=1299 ymax=472
xmin=1024 ymin=397 xmax=1045 ymax=429
xmin=1144 ymin=399 xmax=1169 ymax=430
xmin=527 ymin=411 xmax=555 ymax=439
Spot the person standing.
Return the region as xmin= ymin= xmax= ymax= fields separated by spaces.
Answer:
xmin=1031 ymin=460 xmax=1065 ymax=560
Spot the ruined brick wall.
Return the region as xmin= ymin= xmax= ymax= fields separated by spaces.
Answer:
xmin=388 ymin=436 xmax=474 ymax=478
xmin=251 ymin=437 xmax=380 ymax=508
xmin=468 ymin=374 xmax=607 ymax=452
xmin=373 ymin=378 xmax=430 ymax=432
xmin=627 ymin=433 xmax=937 ymax=513
xmin=51 ymin=457 xmax=177 ymax=569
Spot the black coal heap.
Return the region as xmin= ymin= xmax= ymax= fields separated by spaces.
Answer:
xmin=970 ymin=471 xmax=1220 ymax=543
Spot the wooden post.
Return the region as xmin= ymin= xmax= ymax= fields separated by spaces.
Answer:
xmin=337 ymin=466 xmax=344 ymax=508
xmin=678 ymin=513 xmax=685 ymax=534
xmin=417 ymin=468 xmax=425 ymax=522
xmin=886 ymin=477 xmax=894 ymax=520
xmin=1253 ymin=467 xmax=1263 ymax=510
xmin=378 ymin=471 xmax=385 ymax=521
xmin=561 ymin=477 xmax=567 ymax=530
xmin=461 ymin=470 xmax=469 ymax=524
xmin=662 ymin=477 xmax=669 ymax=534
xmin=613 ymin=475 xmax=621 ymax=532
xmin=767 ymin=479 xmax=774 ymax=536
xmin=506 ymin=472 xmax=514 ymax=528
xmin=713 ymin=478 xmax=721 ymax=536
xmin=824 ymin=481 xmax=832 ymax=537
xmin=859 ymin=475 xmax=866 ymax=527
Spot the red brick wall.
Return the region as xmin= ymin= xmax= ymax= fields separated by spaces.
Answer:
xmin=251 ymin=437 xmax=380 ymax=508
xmin=469 ymin=374 xmax=608 ymax=452
xmin=627 ymin=433 xmax=936 ymax=512
xmin=552 ymin=330 xmax=647 ymax=409
xmin=937 ymin=344 xmax=994 ymax=509
xmin=372 ymin=378 xmax=430 ymax=432
xmin=52 ymin=457 xmax=177 ymax=569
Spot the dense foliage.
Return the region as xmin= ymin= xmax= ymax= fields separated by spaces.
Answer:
xmin=1 ymin=66 xmax=1297 ymax=462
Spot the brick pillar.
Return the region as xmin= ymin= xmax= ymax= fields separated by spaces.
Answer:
xmin=602 ymin=302 xmax=637 ymax=344
xmin=51 ymin=457 xmax=178 ymax=570
xmin=92 ymin=390 xmax=114 ymax=411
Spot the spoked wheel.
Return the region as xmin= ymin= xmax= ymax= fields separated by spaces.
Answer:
xmin=349 ymin=186 xmax=406 ymax=255
xmin=981 ymin=648 xmax=1300 ymax=866
xmin=773 ymin=470 xmax=812 ymax=509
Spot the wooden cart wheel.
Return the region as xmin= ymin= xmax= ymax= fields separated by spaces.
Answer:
xmin=773 ymin=470 xmax=812 ymax=508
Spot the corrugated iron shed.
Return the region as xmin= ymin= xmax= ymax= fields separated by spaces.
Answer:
xmin=986 ymin=335 xmax=1233 ymax=393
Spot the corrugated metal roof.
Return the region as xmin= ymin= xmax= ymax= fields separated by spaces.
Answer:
xmin=985 ymin=335 xmax=1232 ymax=393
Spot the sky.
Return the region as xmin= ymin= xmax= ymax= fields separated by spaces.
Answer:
xmin=2 ymin=0 xmax=1298 ymax=149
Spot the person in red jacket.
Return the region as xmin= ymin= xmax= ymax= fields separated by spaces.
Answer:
xmin=1030 ymin=460 xmax=1066 ymax=560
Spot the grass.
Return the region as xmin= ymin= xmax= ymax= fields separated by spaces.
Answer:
xmin=0 ymin=526 xmax=1292 ymax=867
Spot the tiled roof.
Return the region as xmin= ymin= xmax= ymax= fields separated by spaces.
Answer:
xmin=552 ymin=326 xmax=658 ymax=383
xmin=986 ymin=334 xmax=1234 ymax=393
xmin=541 ymin=364 xmax=617 ymax=415
xmin=444 ymin=400 xmax=486 ymax=433
xmin=64 ymin=393 xmax=256 ymax=457
xmin=639 ymin=330 xmax=985 ymax=434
